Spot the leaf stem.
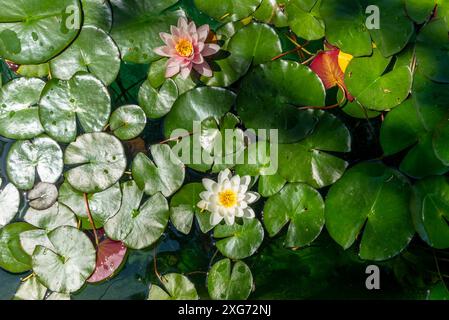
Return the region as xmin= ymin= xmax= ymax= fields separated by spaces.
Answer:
xmin=83 ymin=193 xmax=99 ymax=247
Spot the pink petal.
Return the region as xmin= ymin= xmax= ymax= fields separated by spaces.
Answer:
xmin=178 ymin=17 xmax=189 ymax=30
xmin=197 ymin=25 xmax=210 ymax=43
xmin=180 ymin=64 xmax=193 ymax=79
xmin=154 ymin=46 xmax=172 ymax=57
xmin=202 ymin=43 xmax=220 ymax=57
xmin=159 ymin=32 xmax=174 ymax=46
xmin=166 ymin=58 xmax=181 ymax=78
xmin=194 ymin=61 xmax=213 ymax=77
xmin=188 ymin=21 xmax=197 ymax=35
xmin=171 ymin=25 xmax=181 ymax=38
xmin=192 ymin=53 xmax=204 ymax=64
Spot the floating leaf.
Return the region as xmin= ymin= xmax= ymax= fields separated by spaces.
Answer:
xmin=0 ymin=78 xmax=45 ymax=139
xmin=132 ymin=144 xmax=185 ymax=197
xmin=148 ymin=273 xmax=199 ymax=300
xmin=194 ymin=0 xmax=262 ymax=22
xmin=0 ymin=180 xmax=20 ymax=228
xmin=0 ymin=222 xmax=35 ymax=273
xmin=258 ymin=174 xmax=286 ymax=198
xmin=104 ymin=181 xmax=170 ymax=250
xmin=27 ymin=182 xmax=58 ymax=210
xmin=214 ymin=218 xmax=264 ymax=260
xmin=13 ymin=276 xmax=47 ymax=300
xmin=264 ymin=183 xmax=325 ymax=248
xmin=310 ymin=48 xmax=346 ymax=90
xmin=39 ymin=73 xmax=111 ymax=143
xmin=110 ymin=0 xmax=183 ymax=64
xmin=82 ymin=0 xmax=113 ymax=32
xmin=87 ymin=230 xmax=128 ymax=283
xmin=138 ymin=79 xmax=178 ymax=119
xmin=32 ymin=226 xmax=96 ymax=293
xmin=405 ymin=0 xmax=436 ymax=23
xmin=110 ymin=105 xmax=147 ymax=141
xmin=325 ymin=162 xmax=415 ymax=261
xmin=50 ymin=26 xmax=121 ymax=86
xmin=64 ymin=133 xmax=127 ymax=193
xmin=253 ymin=0 xmax=289 ymax=27
xmin=6 ymin=136 xmax=63 ymax=190
xmin=345 ymin=48 xmax=412 ymax=111
xmin=0 ymin=0 xmax=82 ymax=64
xmin=286 ymin=0 xmax=325 ymax=40
xmin=58 ymin=181 xmax=122 ymax=225
xmin=208 ymin=258 xmax=253 ymax=300
xmin=411 ymin=176 xmax=449 ymax=249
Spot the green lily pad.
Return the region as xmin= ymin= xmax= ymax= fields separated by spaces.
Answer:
xmin=39 ymin=73 xmax=111 ymax=143
xmin=32 ymin=226 xmax=96 ymax=293
xmin=325 ymin=162 xmax=415 ymax=261
xmin=20 ymin=202 xmax=78 ymax=256
xmin=203 ymin=22 xmax=282 ymax=87
xmin=214 ymin=218 xmax=264 ymax=260
xmin=110 ymin=105 xmax=147 ymax=140
xmin=164 ymin=86 xmax=236 ymax=138
xmin=138 ymin=79 xmax=178 ymax=119
xmin=236 ymin=60 xmax=326 ymax=143
xmin=194 ymin=0 xmax=262 ymax=22
xmin=264 ymin=183 xmax=325 ymax=248
xmin=59 ymin=181 xmax=122 ymax=225
xmin=16 ymin=64 xmax=50 ymax=78
xmin=0 ymin=0 xmax=82 ymax=64
xmin=104 ymin=180 xmax=170 ymax=249
xmin=253 ymin=0 xmax=289 ymax=26
xmin=27 ymin=182 xmax=58 ymax=210
xmin=416 ymin=19 xmax=449 ymax=84
xmin=277 ymin=111 xmax=351 ymax=188
xmin=64 ymin=133 xmax=127 ymax=194
xmin=132 ymin=144 xmax=185 ymax=197
xmin=405 ymin=0 xmax=436 ymax=23
xmin=13 ymin=276 xmax=47 ymax=300
xmin=208 ymin=258 xmax=253 ymax=300
xmin=286 ymin=0 xmax=325 ymax=41
xmin=411 ymin=176 xmax=449 ymax=249
xmin=345 ymin=48 xmax=412 ymax=111
xmin=110 ymin=0 xmax=183 ymax=64
xmin=0 ymin=181 xmax=20 ymax=228
xmin=148 ymin=273 xmax=199 ymax=300
xmin=170 ymin=183 xmax=213 ymax=235
xmin=49 ymin=26 xmax=121 ymax=86
xmin=6 ymin=136 xmax=63 ymax=190
xmin=0 ymin=77 xmax=45 ymax=139
xmin=0 ymin=222 xmax=35 ymax=273
xmin=320 ymin=0 xmax=372 ymax=57
xmin=258 ymin=174 xmax=286 ymax=197
xmin=82 ymin=0 xmax=113 ymax=32
xmin=380 ymin=99 xmax=449 ymax=178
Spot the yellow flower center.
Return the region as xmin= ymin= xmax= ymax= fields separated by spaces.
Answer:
xmin=218 ymin=189 xmax=237 ymax=208
xmin=175 ymin=39 xmax=194 ymax=57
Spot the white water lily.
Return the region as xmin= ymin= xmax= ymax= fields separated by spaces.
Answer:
xmin=197 ymin=169 xmax=260 ymax=226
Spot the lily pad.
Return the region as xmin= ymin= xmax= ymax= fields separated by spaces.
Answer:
xmin=132 ymin=144 xmax=185 ymax=197
xmin=14 ymin=276 xmax=47 ymax=300
xmin=49 ymin=26 xmax=121 ymax=86
xmin=325 ymin=162 xmax=415 ymax=261
xmin=258 ymin=174 xmax=286 ymax=197
xmin=58 ymin=181 xmax=122 ymax=225
xmin=277 ymin=111 xmax=351 ymax=188
xmin=104 ymin=180 xmax=170 ymax=250
xmin=110 ymin=105 xmax=147 ymax=140
xmin=194 ymin=0 xmax=262 ymax=22
xmin=0 ymin=77 xmax=45 ymax=139
xmin=214 ymin=218 xmax=264 ymax=260
xmin=345 ymin=48 xmax=412 ymax=111
xmin=32 ymin=226 xmax=97 ymax=293
xmin=264 ymin=183 xmax=325 ymax=248
xmin=138 ymin=79 xmax=178 ymax=119
xmin=27 ymin=182 xmax=58 ymax=210
xmin=110 ymin=0 xmax=183 ymax=64
xmin=236 ymin=60 xmax=326 ymax=143
xmin=82 ymin=0 xmax=113 ymax=32
xmin=64 ymin=133 xmax=127 ymax=194
xmin=148 ymin=273 xmax=199 ymax=300
xmin=6 ymin=136 xmax=63 ymax=190
xmin=39 ymin=73 xmax=111 ymax=143
xmin=253 ymin=0 xmax=289 ymax=26
xmin=0 ymin=0 xmax=82 ymax=64
xmin=0 ymin=222 xmax=35 ymax=273
xmin=286 ymin=0 xmax=325 ymax=41
xmin=411 ymin=176 xmax=449 ymax=249
xmin=0 ymin=180 xmax=20 ymax=228
xmin=405 ymin=0 xmax=436 ymax=23
xmin=208 ymin=259 xmax=253 ymax=300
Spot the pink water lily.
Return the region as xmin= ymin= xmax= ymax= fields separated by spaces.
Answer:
xmin=154 ymin=17 xmax=220 ymax=79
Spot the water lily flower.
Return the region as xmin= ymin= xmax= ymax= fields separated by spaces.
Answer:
xmin=154 ymin=17 xmax=220 ymax=79
xmin=197 ymin=169 xmax=260 ymax=226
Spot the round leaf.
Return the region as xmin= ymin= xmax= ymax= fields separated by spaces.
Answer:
xmin=148 ymin=273 xmax=199 ymax=300
xmin=82 ymin=0 xmax=113 ymax=32
xmin=208 ymin=259 xmax=253 ymax=300
xmin=14 ymin=276 xmax=47 ymax=300
xmin=286 ymin=0 xmax=325 ymax=41
xmin=194 ymin=0 xmax=262 ymax=22
xmin=28 ymin=182 xmax=58 ymax=210
xmin=110 ymin=105 xmax=147 ymax=141
xmin=0 ymin=222 xmax=35 ymax=273
xmin=0 ymin=182 xmax=20 ymax=228
xmin=138 ymin=79 xmax=178 ymax=119
xmin=64 ymin=133 xmax=127 ymax=194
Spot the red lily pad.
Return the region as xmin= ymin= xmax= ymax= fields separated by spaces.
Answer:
xmin=87 ymin=229 xmax=128 ymax=283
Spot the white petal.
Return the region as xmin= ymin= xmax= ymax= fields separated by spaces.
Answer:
xmin=210 ymin=212 xmax=223 ymax=226
xmin=202 ymin=178 xmax=217 ymax=192
xmin=224 ymin=213 xmax=235 ymax=226
xmin=239 ymin=201 xmax=248 ymax=209
xmin=197 ymin=200 xmax=208 ymax=210
xmin=235 ymin=207 xmax=244 ymax=217
xmin=244 ymin=191 xmax=260 ymax=204
xmin=243 ymin=207 xmax=255 ymax=218
xmin=218 ymin=169 xmax=232 ymax=184
xmin=199 ymin=191 xmax=213 ymax=201
xmin=241 ymin=175 xmax=251 ymax=187
xmin=230 ymin=175 xmax=240 ymax=188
